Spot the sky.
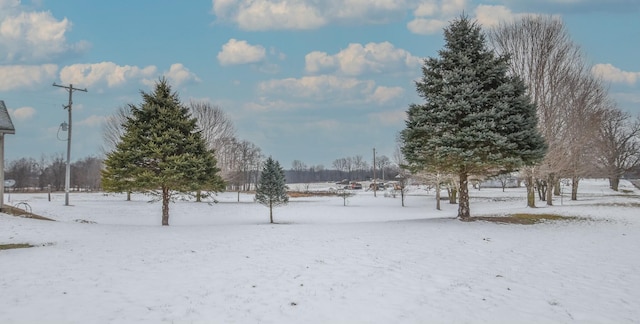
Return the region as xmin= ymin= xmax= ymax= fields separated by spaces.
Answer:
xmin=1 ymin=0 xmax=639 ymax=169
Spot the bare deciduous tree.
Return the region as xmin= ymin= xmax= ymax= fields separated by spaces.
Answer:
xmin=490 ymin=15 xmax=601 ymax=205
xmin=5 ymin=157 xmax=38 ymax=191
xmin=189 ymin=101 xmax=236 ymax=156
xmin=596 ymin=107 xmax=640 ymax=191
xmin=332 ymin=158 xmax=348 ymax=180
xmin=235 ymin=139 xmax=262 ymax=193
xmin=189 ymin=101 xmax=236 ymax=201
xmin=71 ymin=156 xmax=103 ymax=191
xmin=101 ymin=105 xmax=133 ymax=199
xmin=39 ymin=154 xmax=66 ymax=191
xmin=392 ymin=144 xmax=412 ymax=207
xmin=101 ymin=105 xmax=131 ymax=155
xmin=353 ymin=155 xmax=369 ymax=180
xmin=376 ymin=155 xmax=391 ymax=181
xmin=559 ymin=70 xmax=607 ymax=200
xmin=290 ymin=160 xmax=308 ymax=183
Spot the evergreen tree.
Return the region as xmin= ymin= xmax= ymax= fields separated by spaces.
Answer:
xmin=102 ymin=78 xmax=224 ymax=226
xmin=401 ymin=15 xmax=546 ymax=220
xmin=255 ymin=157 xmax=288 ymax=224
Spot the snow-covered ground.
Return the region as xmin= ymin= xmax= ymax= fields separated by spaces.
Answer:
xmin=1 ymin=179 xmax=639 ymax=323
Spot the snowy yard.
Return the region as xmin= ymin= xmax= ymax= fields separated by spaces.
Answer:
xmin=1 ymin=179 xmax=639 ymax=323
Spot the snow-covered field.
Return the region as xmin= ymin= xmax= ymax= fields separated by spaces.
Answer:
xmin=1 ymin=179 xmax=639 ymax=323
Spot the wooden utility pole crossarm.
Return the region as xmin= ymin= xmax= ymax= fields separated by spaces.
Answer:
xmin=52 ymin=83 xmax=87 ymax=206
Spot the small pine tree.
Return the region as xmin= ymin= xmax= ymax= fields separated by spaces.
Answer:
xmin=102 ymin=78 xmax=225 ymax=226
xmin=255 ymin=157 xmax=289 ymax=223
xmin=401 ymin=15 xmax=546 ymax=220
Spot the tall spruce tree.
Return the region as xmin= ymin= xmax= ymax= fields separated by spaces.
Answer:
xmin=401 ymin=15 xmax=546 ymax=220
xmin=102 ymin=78 xmax=224 ymax=226
xmin=255 ymin=157 xmax=288 ymax=224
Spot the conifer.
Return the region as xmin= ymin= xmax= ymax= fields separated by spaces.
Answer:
xmin=401 ymin=16 xmax=546 ymax=220
xmin=255 ymin=157 xmax=289 ymax=223
xmin=102 ymin=78 xmax=224 ymax=225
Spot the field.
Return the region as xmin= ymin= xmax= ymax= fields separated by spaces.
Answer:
xmin=1 ymin=179 xmax=639 ymax=323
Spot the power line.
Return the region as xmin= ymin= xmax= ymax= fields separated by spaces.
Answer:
xmin=52 ymin=83 xmax=87 ymax=206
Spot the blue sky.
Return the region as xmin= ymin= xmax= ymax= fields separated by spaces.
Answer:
xmin=1 ymin=0 xmax=639 ymax=169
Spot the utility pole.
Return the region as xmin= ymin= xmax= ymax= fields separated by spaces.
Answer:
xmin=53 ymin=83 xmax=87 ymax=206
xmin=373 ymin=148 xmax=377 ymax=197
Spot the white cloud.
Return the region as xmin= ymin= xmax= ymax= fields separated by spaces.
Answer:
xmin=370 ymin=86 xmax=404 ymax=104
xmin=243 ymin=97 xmax=310 ymax=112
xmin=270 ymin=47 xmax=286 ymax=60
xmin=407 ymin=17 xmax=447 ymax=34
xmin=217 ymin=38 xmax=266 ymax=66
xmin=0 ymin=64 xmax=57 ymax=91
xmin=474 ymin=4 xmax=530 ymax=27
xmin=328 ymin=0 xmax=408 ymax=22
xmin=490 ymin=0 xmax=640 ymax=13
xmin=0 ymin=0 xmax=20 ymax=10
xmin=211 ymin=0 xmax=532 ymax=34
xmin=59 ymin=62 xmax=158 ymax=88
xmin=212 ymin=0 xmax=236 ymax=17
xmin=235 ymin=1 xmax=325 ymax=30
xmin=257 ymin=75 xmax=406 ymax=106
xmin=441 ymin=0 xmax=466 ymax=16
xmin=164 ymin=63 xmax=200 ymax=86
xmin=9 ymin=106 xmax=36 ymax=121
xmin=211 ymin=0 xmax=411 ymax=31
xmin=407 ymin=1 xmax=534 ymax=35
xmin=592 ymin=63 xmax=640 ymax=85
xmin=305 ymin=51 xmax=336 ymax=74
xmin=305 ymin=42 xmax=421 ymax=76
xmin=407 ymin=0 xmax=467 ymax=35
xmin=414 ymin=1 xmax=438 ymax=16
xmin=0 ymin=6 xmax=89 ymax=63
xmin=258 ymin=75 xmax=376 ymax=102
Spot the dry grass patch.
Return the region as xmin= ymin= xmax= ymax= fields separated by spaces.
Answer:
xmin=592 ymin=202 xmax=640 ymax=208
xmin=1 ymin=205 xmax=55 ymax=221
xmin=471 ymin=213 xmax=580 ymax=225
xmin=288 ymin=191 xmax=338 ymax=198
xmin=0 ymin=243 xmax=34 ymax=251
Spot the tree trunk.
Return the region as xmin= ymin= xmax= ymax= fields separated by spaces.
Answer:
xmin=269 ymin=200 xmax=274 ymax=224
xmin=401 ymin=189 xmax=405 ymax=207
xmin=536 ymin=179 xmax=546 ymax=201
xmin=449 ymin=187 xmax=457 ymax=204
xmin=126 ymin=191 xmax=131 ymax=201
xmin=237 ymin=190 xmax=240 ymax=202
xmin=609 ymin=177 xmax=620 ymax=191
xmin=526 ymin=175 xmax=536 ymax=208
xmin=571 ymin=177 xmax=579 ymax=201
xmin=435 ymin=181 xmax=441 ymax=211
xmin=553 ymin=179 xmax=561 ymax=196
xmin=458 ymin=172 xmax=470 ymax=221
xmin=196 ymin=190 xmax=202 ymax=202
xmin=546 ymin=174 xmax=554 ymax=206
xmin=162 ymin=186 xmax=170 ymax=226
